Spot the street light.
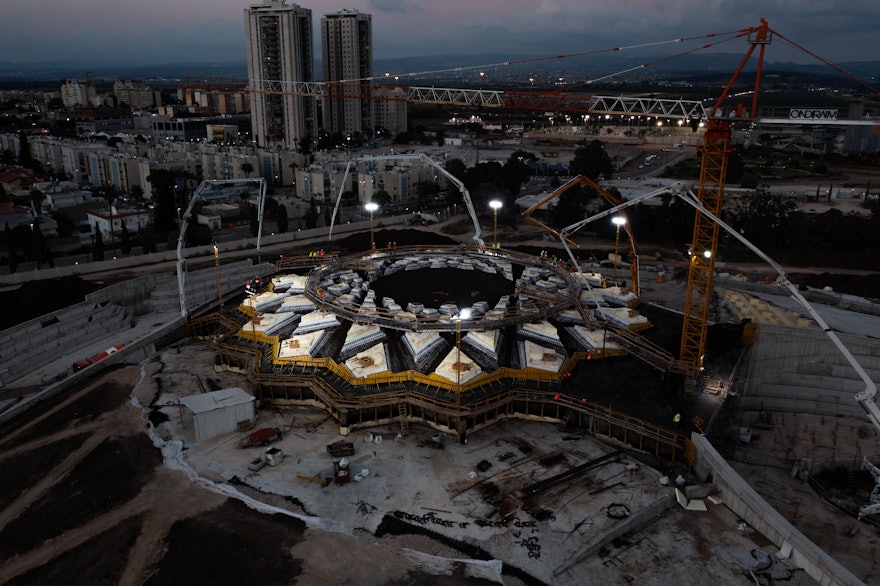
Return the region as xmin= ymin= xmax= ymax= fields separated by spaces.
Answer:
xmin=611 ymin=216 xmax=627 ymax=285
xmin=364 ymin=202 xmax=379 ymax=250
xmin=454 ymin=308 xmax=472 ymax=443
xmin=213 ymin=244 xmax=223 ymax=317
xmin=489 ymin=199 xmax=502 ymax=248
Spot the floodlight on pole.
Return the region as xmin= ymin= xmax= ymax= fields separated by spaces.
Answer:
xmin=365 ymin=202 xmax=379 ymax=250
xmin=611 ymin=216 xmax=627 ymax=285
xmin=489 ymin=199 xmax=502 ymax=248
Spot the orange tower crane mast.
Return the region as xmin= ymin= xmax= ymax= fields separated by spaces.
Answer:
xmin=679 ymin=19 xmax=771 ymax=372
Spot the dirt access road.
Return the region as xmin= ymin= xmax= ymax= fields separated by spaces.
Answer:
xmin=0 ymin=365 xmax=485 ymax=586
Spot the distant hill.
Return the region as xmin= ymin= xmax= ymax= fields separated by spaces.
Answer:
xmin=1 ymin=53 xmax=878 ymax=88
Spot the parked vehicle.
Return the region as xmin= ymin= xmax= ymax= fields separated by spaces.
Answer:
xmin=239 ymin=427 xmax=283 ymax=448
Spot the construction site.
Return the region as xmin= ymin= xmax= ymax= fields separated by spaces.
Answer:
xmin=0 ymin=205 xmax=879 ymax=584
xmin=1 ymin=18 xmax=880 ymax=586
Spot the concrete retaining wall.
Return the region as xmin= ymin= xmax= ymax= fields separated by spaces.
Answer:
xmin=691 ymin=433 xmax=865 ymax=586
xmin=143 ymin=259 xmax=273 ymax=315
xmin=0 ymin=300 xmax=132 ymax=383
xmin=85 ymin=274 xmax=166 ymax=309
xmin=742 ymin=325 xmax=880 ymax=419
xmin=0 ymin=316 xmax=185 ymax=426
xmin=0 ymin=212 xmax=404 ymax=288
xmin=0 ymin=260 xmax=268 ymax=384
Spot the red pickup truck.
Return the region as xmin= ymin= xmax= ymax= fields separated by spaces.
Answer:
xmin=239 ymin=427 xmax=283 ymax=448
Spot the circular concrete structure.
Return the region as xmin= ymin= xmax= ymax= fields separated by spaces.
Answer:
xmin=215 ymin=244 xmax=672 ymax=453
xmin=303 ymin=246 xmax=581 ymax=333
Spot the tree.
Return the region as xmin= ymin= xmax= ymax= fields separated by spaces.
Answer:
xmin=189 ymin=223 xmax=212 ymax=247
xmin=1 ymin=148 xmax=15 ymax=166
xmin=94 ymin=226 xmax=105 ymax=261
xmin=249 ymin=205 xmax=259 ymax=237
xmin=5 ymin=222 xmax=17 ymax=274
xmin=729 ymin=194 xmax=798 ymax=250
xmin=739 ymin=173 xmax=760 ymax=189
xmin=29 ymin=188 xmax=45 ymax=215
xmin=569 ymin=140 xmax=614 ymax=180
xmin=120 ymin=222 xmax=131 ymax=254
xmin=147 ymin=170 xmax=183 ymax=231
xmin=316 ymin=130 xmax=343 ymax=151
xmin=94 ymin=183 xmax=121 ymax=255
xmin=726 ymin=152 xmax=746 ymax=184
xmin=297 ymin=135 xmax=313 ymax=166
xmin=17 ymin=131 xmax=32 ymax=167
xmin=502 ymin=151 xmax=533 ymax=196
xmin=372 ymin=190 xmax=392 ymax=207
xmin=51 ymin=211 xmax=76 ymax=237
xmin=276 ymin=203 xmax=289 ymax=234
xmin=552 ymin=185 xmax=592 ymax=230
xmin=304 ymin=202 xmax=318 ymax=229
xmin=288 ymin=161 xmax=299 ymax=188
xmin=240 ymin=162 xmax=254 ymax=177
xmin=141 ymin=225 xmax=157 ymax=254
xmin=30 ymin=220 xmax=53 ymax=268
xmin=444 ymin=158 xmax=467 ymax=205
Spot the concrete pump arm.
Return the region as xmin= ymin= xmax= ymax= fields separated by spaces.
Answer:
xmin=559 ymin=184 xmax=880 ymax=434
xmin=329 ymin=153 xmax=484 ymax=247
xmin=177 ymin=178 xmax=266 ymax=318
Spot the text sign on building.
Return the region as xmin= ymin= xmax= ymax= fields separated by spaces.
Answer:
xmin=789 ymin=109 xmax=838 ymax=121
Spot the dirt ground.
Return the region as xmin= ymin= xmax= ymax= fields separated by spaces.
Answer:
xmin=0 ymin=366 xmax=498 ymax=586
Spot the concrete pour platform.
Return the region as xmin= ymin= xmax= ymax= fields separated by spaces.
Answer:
xmin=151 ymin=346 xmax=816 ymax=585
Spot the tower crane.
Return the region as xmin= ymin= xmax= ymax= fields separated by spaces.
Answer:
xmin=678 ymin=20 xmax=772 ymax=372
xmin=246 ymin=19 xmax=879 ymax=374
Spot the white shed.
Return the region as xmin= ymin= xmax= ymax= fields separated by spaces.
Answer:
xmin=179 ymin=387 xmax=256 ymax=442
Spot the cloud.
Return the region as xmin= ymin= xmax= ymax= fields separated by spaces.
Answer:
xmin=368 ymin=0 xmax=424 ymax=15
xmin=0 ymin=0 xmax=877 ymax=66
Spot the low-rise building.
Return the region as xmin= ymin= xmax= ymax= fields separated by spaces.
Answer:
xmin=86 ymin=206 xmax=152 ymax=239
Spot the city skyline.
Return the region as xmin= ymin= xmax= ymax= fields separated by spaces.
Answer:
xmin=2 ymin=1 xmax=879 ymax=72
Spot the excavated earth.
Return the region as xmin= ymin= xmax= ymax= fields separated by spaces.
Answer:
xmin=0 ymin=366 xmax=493 ymax=586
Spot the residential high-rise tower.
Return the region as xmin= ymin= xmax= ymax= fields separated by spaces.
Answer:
xmin=244 ymin=0 xmax=316 ymax=148
xmin=321 ymin=9 xmax=373 ymax=138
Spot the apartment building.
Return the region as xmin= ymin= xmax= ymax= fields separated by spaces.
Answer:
xmin=321 ymin=9 xmax=373 ymax=137
xmin=60 ymin=80 xmax=99 ymax=108
xmin=113 ymin=80 xmax=158 ymax=110
xmin=244 ymin=0 xmax=317 ymax=148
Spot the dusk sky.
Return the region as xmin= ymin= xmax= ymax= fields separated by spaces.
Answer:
xmin=2 ymin=0 xmax=878 ymax=71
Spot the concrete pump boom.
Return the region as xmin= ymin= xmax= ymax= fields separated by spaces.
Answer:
xmin=328 ymin=153 xmax=484 ymax=247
